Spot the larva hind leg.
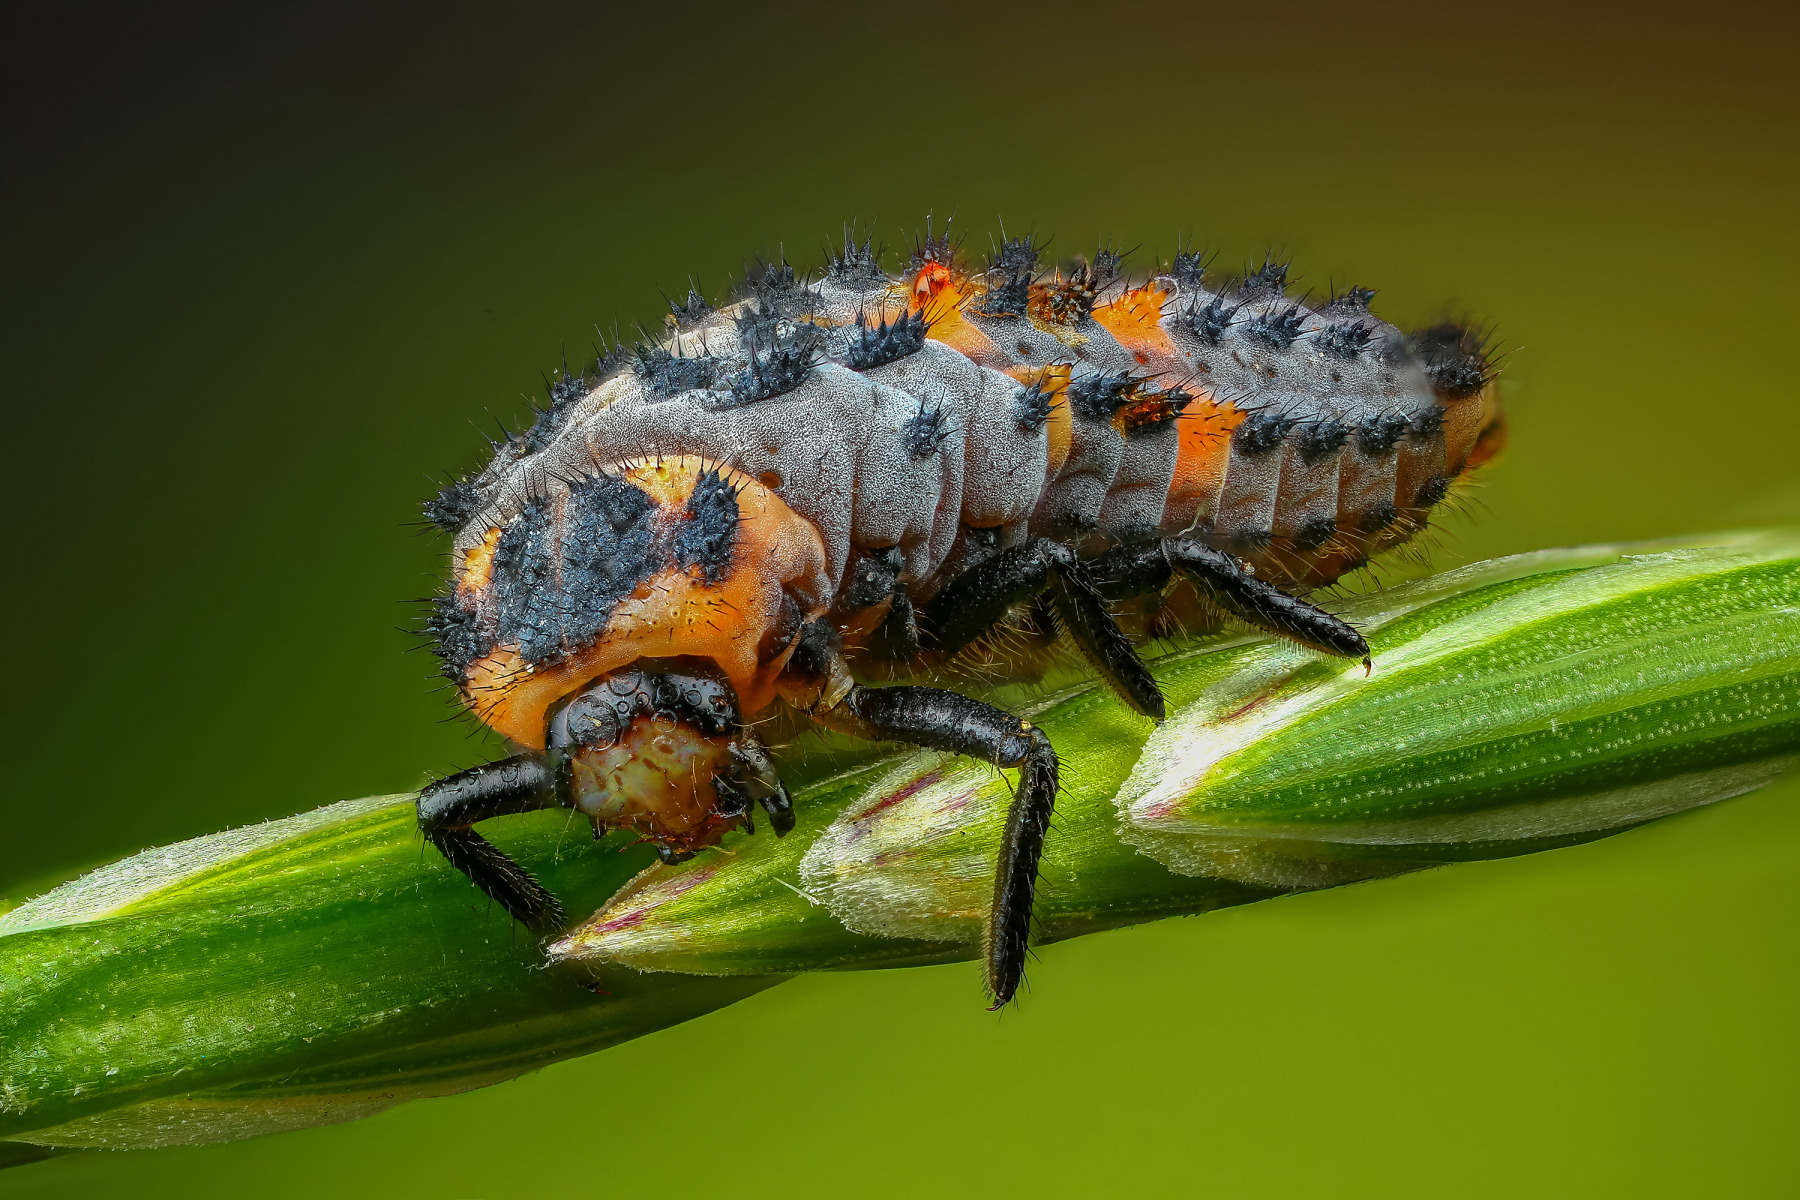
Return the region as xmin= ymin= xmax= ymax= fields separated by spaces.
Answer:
xmin=1090 ymin=539 xmax=1370 ymax=663
xmin=920 ymin=539 xmax=1165 ymax=721
xmin=815 ymin=682 xmax=1058 ymax=1010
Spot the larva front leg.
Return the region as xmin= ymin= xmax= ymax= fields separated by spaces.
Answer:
xmin=417 ymin=755 xmax=566 ymax=931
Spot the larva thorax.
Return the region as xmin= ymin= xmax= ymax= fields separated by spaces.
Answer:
xmin=426 ymin=222 xmax=1502 ymax=745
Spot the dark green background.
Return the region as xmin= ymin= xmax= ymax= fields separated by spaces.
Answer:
xmin=5 ymin=1 xmax=1798 ymax=1194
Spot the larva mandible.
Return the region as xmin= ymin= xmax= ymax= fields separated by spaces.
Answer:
xmin=415 ymin=219 xmax=1503 ymax=1006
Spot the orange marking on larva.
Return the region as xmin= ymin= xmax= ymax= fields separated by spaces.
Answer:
xmin=1163 ymin=394 xmax=1244 ymax=528
xmin=916 ymin=284 xmax=1000 ymax=364
xmin=462 ymin=457 xmax=830 ymax=748
xmin=457 ymin=525 xmax=503 ymax=597
xmin=1394 ymin=414 xmax=1449 ymax=519
xmin=1440 ymin=393 xmax=1486 ymax=476
xmin=909 ymin=261 xmax=968 ymax=310
xmin=1092 ymin=283 xmax=1171 ymax=341
xmin=1463 ymin=384 xmax=1507 ymax=474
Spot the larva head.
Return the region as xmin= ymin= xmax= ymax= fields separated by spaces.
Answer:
xmin=431 ymin=455 xmax=830 ymax=749
xmin=544 ymin=659 xmax=747 ymax=853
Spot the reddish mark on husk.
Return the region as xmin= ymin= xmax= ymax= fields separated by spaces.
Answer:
xmin=1220 ymin=693 xmax=1271 ymax=722
xmin=932 ymin=786 xmax=980 ymax=816
xmin=591 ymin=863 xmax=720 ymax=932
xmin=664 ymin=864 xmax=721 ymax=895
xmin=845 ymin=770 xmax=944 ymax=844
xmin=592 ymin=909 xmax=647 ymax=934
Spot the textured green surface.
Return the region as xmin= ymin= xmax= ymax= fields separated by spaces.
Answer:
xmin=4 ymin=537 xmax=1795 ymax=1154
xmin=0 ymin=795 xmax=777 ymax=1147
xmin=557 ymin=537 xmax=1799 ymax=973
xmin=7 ymin=0 xmax=1798 ymax=1194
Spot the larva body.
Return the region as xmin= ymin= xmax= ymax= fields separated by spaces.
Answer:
xmin=418 ymin=224 xmax=1502 ymax=1004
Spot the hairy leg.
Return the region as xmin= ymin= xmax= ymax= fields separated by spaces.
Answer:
xmin=1089 ymin=537 xmax=1369 ymax=662
xmin=921 ymin=538 xmax=1165 ymax=720
xmin=816 ymin=683 xmax=1059 ymax=1009
xmin=417 ymin=755 xmax=566 ymax=931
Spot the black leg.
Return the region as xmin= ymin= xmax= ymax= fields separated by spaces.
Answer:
xmin=830 ymin=684 xmax=1059 ymax=1009
xmin=725 ymin=731 xmax=795 ymax=835
xmin=418 ymin=754 xmax=567 ymax=931
xmin=867 ymin=586 xmax=921 ymax=661
xmin=922 ymin=538 xmax=1164 ymax=720
xmin=1089 ymin=538 xmax=1370 ymax=662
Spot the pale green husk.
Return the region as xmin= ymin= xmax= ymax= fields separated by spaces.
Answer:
xmin=3 ymin=531 xmax=1797 ymax=1159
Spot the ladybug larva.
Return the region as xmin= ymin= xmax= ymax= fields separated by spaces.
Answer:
xmin=417 ymin=220 xmax=1503 ymax=1006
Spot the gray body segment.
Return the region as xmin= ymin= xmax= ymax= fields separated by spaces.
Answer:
xmin=449 ymin=250 xmax=1487 ymax=612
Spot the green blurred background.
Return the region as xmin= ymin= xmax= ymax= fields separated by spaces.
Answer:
xmin=5 ymin=0 xmax=1798 ymax=1194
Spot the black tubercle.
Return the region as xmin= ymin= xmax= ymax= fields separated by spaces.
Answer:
xmin=987 ymin=232 xmax=1040 ymax=278
xmin=1414 ymin=474 xmax=1450 ymax=508
xmin=973 ymin=271 xmax=1031 ymax=318
xmin=1357 ymin=411 xmax=1411 ymax=455
xmin=1179 ymin=295 xmax=1241 ymax=345
xmin=723 ymin=316 xmax=825 ymax=407
xmin=426 ymin=591 xmax=486 ymax=679
xmin=1360 ymin=501 xmax=1400 ymax=533
xmin=1324 ymin=286 xmax=1376 ymax=313
xmin=1015 ymin=378 xmax=1058 ymax=432
xmin=842 ymin=544 xmax=903 ymax=610
xmin=1295 ymin=418 xmax=1349 ymax=463
xmin=1293 ymin=516 xmax=1338 ymax=551
xmin=548 ymin=362 xmax=589 ymax=408
xmin=1067 ymin=371 xmax=1136 ymax=422
xmin=829 ymin=227 xmax=883 ymax=283
xmin=1315 ymin=320 xmax=1374 ymax=360
xmin=1090 ymin=244 xmax=1125 ymax=290
xmin=424 ymin=479 xmax=482 ymax=533
xmin=1169 ymin=244 xmax=1211 ymax=291
xmin=1237 ymin=256 xmax=1290 ymax=297
xmin=748 ymin=258 xmax=814 ymax=318
xmin=903 ymin=403 xmax=954 ymax=459
xmin=846 ymin=309 xmax=928 ymax=370
xmin=727 ymin=338 xmax=819 ymax=406
xmin=1408 ymin=323 xmax=1494 ymax=400
xmin=1234 ymin=408 xmax=1295 ymax=455
xmin=1408 ymin=402 xmax=1447 ymax=438
xmin=635 ymin=344 xmax=721 ymax=398
xmin=667 ymin=285 xmax=712 ymax=327
xmin=733 ymin=300 xmax=785 ymax=345
xmin=672 ymin=469 xmax=740 ymax=585
xmin=909 ymin=213 xmax=959 ymax=272
xmin=591 ymin=334 xmax=632 ymax=385
xmin=1244 ymin=305 xmax=1308 ymax=350
xmin=514 ymin=357 xmax=596 ymax=453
